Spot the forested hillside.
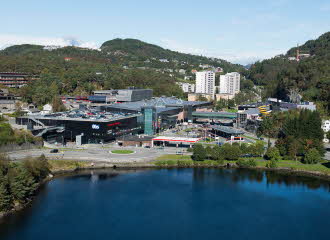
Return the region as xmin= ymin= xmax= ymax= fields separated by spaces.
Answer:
xmin=247 ymin=32 xmax=330 ymax=114
xmin=101 ymin=38 xmax=243 ymax=72
xmin=0 ymin=39 xmax=244 ymax=106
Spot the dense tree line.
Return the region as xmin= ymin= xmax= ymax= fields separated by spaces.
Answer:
xmin=0 ymin=155 xmax=50 ymax=213
xmin=192 ymin=141 xmax=265 ymax=162
xmin=258 ymin=109 xmax=324 ymax=163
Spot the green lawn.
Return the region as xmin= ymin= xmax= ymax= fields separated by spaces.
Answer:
xmin=242 ymin=135 xmax=260 ymax=141
xmin=226 ymin=108 xmax=238 ymax=113
xmin=111 ymin=150 xmax=135 ymax=154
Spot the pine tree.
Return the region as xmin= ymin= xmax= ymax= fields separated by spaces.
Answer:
xmin=0 ymin=173 xmax=12 ymax=212
xmin=192 ymin=144 xmax=207 ymax=161
xmin=23 ymin=155 xmax=50 ymax=182
xmin=9 ymin=166 xmax=38 ymax=204
xmin=0 ymin=154 xmax=10 ymax=175
xmin=288 ymin=140 xmax=300 ymax=161
xmin=51 ymin=96 xmax=66 ymax=113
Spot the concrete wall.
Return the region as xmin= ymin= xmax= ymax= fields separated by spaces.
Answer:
xmin=215 ymin=93 xmax=235 ymax=101
xmin=0 ymin=102 xmax=16 ymax=111
xmin=188 ymin=93 xmax=214 ymax=101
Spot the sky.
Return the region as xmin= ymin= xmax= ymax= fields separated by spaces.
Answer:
xmin=0 ymin=0 xmax=330 ymax=65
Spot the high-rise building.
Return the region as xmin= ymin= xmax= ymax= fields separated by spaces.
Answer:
xmin=219 ymin=72 xmax=240 ymax=95
xmin=195 ymin=71 xmax=215 ymax=95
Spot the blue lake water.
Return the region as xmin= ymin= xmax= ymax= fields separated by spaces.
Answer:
xmin=0 ymin=168 xmax=329 ymax=240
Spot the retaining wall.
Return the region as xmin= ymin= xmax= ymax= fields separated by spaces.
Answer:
xmin=0 ymin=142 xmax=43 ymax=152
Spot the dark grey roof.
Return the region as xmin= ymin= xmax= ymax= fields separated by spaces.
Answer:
xmin=211 ymin=125 xmax=244 ymax=134
xmin=0 ymin=100 xmax=15 ymax=104
xmin=244 ymin=108 xmax=260 ymax=115
xmin=108 ymin=97 xmax=209 ymax=112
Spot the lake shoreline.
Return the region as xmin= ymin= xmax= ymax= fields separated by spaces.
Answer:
xmin=1 ymin=160 xmax=330 ymax=221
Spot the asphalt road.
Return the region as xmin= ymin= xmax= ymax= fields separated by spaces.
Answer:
xmin=7 ymin=146 xmax=187 ymax=163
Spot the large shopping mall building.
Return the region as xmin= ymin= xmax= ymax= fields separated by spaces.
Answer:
xmin=16 ymin=94 xmax=211 ymax=144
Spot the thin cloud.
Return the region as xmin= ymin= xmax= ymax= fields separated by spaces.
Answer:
xmin=0 ymin=34 xmax=288 ymax=65
xmin=160 ymin=38 xmax=284 ymax=65
xmin=0 ymin=34 xmax=100 ymax=50
xmin=320 ymin=4 xmax=330 ymax=11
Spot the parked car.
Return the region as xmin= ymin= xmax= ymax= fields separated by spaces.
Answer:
xmin=50 ymin=149 xmax=59 ymax=153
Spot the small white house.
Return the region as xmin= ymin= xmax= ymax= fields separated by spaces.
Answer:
xmin=40 ymin=104 xmax=53 ymax=115
xmin=178 ymin=69 xmax=186 ymax=75
xmin=159 ymin=59 xmax=169 ymax=63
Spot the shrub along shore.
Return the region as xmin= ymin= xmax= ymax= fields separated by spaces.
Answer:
xmin=0 ymin=154 xmax=50 ymax=218
xmin=0 ymin=155 xmax=105 ymax=219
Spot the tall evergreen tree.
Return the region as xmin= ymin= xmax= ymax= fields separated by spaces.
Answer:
xmin=0 ymin=173 xmax=12 ymax=212
xmin=9 ymin=166 xmax=38 ymax=204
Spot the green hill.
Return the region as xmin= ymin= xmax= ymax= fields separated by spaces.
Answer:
xmin=247 ymin=31 xmax=330 ymax=114
xmin=286 ymin=32 xmax=330 ymax=57
xmin=0 ymin=39 xmax=244 ymax=106
xmin=101 ymin=38 xmax=171 ymax=58
xmin=101 ymin=38 xmax=243 ymax=71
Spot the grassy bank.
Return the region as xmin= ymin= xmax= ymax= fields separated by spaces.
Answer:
xmin=155 ymin=154 xmax=192 ymax=161
xmin=111 ymin=150 xmax=134 ymax=154
xmin=154 ymin=159 xmax=225 ymax=167
xmin=49 ymin=160 xmax=91 ymax=172
xmin=154 ymin=154 xmax=231 ymax=167
xmin=253 ymin=160 xmax=330 ymax=174
xmin=153 ymin=154 xmax=330 ymax=175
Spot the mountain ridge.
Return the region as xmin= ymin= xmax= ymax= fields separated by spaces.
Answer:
xmin=0 ymin=38 xmax=244 ymax=73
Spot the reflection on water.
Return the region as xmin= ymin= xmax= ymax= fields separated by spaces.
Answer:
xmin=0 ymin=168 xmax=329 ymax=240
xmin=191 ymin=168 xmax=330 ymax=192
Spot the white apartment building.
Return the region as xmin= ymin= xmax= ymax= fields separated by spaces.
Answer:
xmin=219 ymin=72 xmax=240 ymax=95
xmin=176 ymin=82 xmax=195 ymax=93
xmin=195 ymin=71 xmax=215 ymax=95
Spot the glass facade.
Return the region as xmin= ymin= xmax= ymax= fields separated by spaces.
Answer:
xmin=143 ymin=107 xmax=155 ymax=135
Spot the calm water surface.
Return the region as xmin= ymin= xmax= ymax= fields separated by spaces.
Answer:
xmin=0 ymin=168 xmax=329 ymax=240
